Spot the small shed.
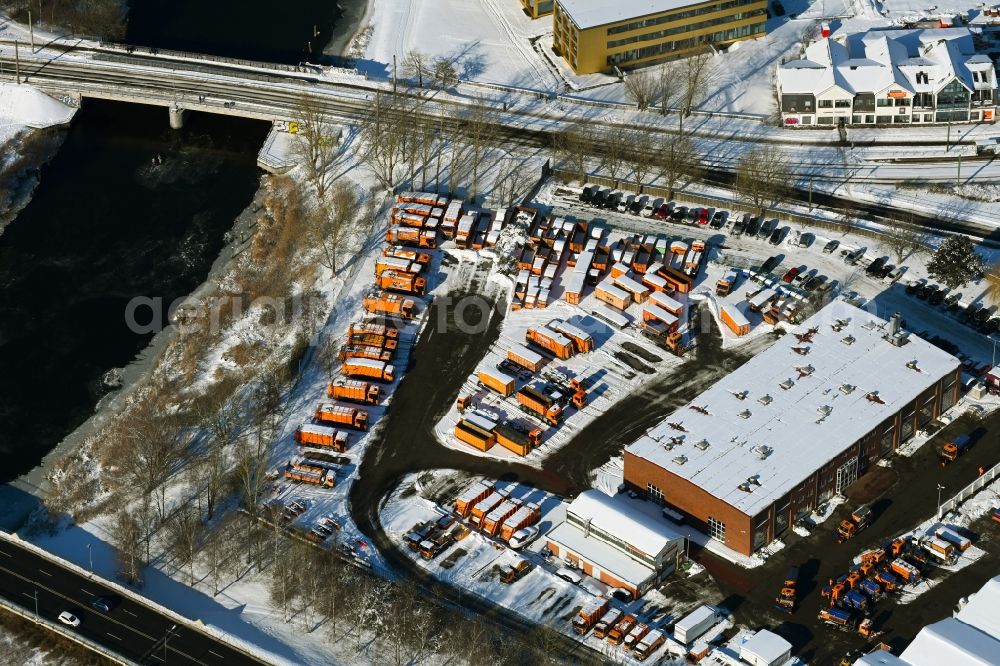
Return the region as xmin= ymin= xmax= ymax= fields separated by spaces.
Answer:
xmin=739 ymin=629 xmax=792 ymax=666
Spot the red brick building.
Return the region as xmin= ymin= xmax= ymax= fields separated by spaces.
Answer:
xmin=624 ymin=302 xmax=961 ymax=557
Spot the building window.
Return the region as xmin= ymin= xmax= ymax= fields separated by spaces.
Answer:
xmin=876 ymin=115 xmax=892 ymax=124
xmin=900 ymin=407 xmax=916 ymax=441
xmin=894 ymin=98 xmax=910 ymax=106
xmin=920 ymin=396 xmax=936 ymax=427
xmin=707 ymin=517 xmax=726 ymax=542
xmin=942 ymin=374 xmax=958 ymax=410
xmin=818 ymin=117 xmax=834 ymax=124
xmin=834 ymin=99 xmax=851 ymax=108
xmin=647 ymin=483 xmax=663 ymax=504
xmin=752 ymin=515 xmax=769 ymax=551
xmin=937 ymin=79 xmax=970 ymax=109
xmin=818 ymin=99 xmax=833 ymax=108
xmin=775 ymin=498 xmax=791 ymax=536
xmin=802 ymin=115 xmax=813 ymax=125
xmin=877 ymin=99 xmax=892 ymax=107
xmin=865 ymin=115 xmax=875 ymax=123
xmin=880 ymin=422 xmax=895 ymax=456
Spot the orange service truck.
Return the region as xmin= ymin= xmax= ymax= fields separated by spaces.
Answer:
xmin=338 ymin=344 xmax=393 ymax=363
xmin=315 ymin=403 xmax=369 ymax=431
xmin=375 ymin=256 xmax=421 ymax=278
xmin=294 ymin=424 xmax=350 ymax=451
xmin=363 ymin=290 xmax=415 ymax=319
xmin=499 ymin=502 xmax=540 ymax=541
xmin=526 ymin=326 xmax=575 ymax=360
xmin=454 ymin=480 xmax=493 ymax=517
xmin=348 ymin=331 xmax=398 ymax=351
xmin=350 ymin=319 xmax=399 ymax=340
xmin=341 ymin=357 xmax=395 ymax=383
xmin=387 ymin=227 xmax=437 ymax=249
xmin=478 ymin=367 xmax=516 ymax=397
xmin=494 ymin=423 xmax=542 ymax=456
xmin=383 ymin=246 xmax=432 ymax=266
xmin=377 ymin=270 xmax=427 ymax=295
xmin=517 ymin=383 xmax=563 ymax=426
xmin=327 ymin=378 xmax=381 ymax=405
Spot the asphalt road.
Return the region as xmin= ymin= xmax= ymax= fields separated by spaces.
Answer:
xmin=0 ymin=537 xmax=265 ymax=665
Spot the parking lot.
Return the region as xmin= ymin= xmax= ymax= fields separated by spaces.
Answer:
xmin=689 ymin=410 xmax=1000 ymax=663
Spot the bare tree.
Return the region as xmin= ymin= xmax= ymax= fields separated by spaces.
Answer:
xmin=629 ymin=127 xmax=656 ymax=187
xmin=657 ymin=133 xmax=699 ymax=199
xmin=166 ymin=503 xmax=203 ymax=585
xmin=658 ymin=61 xmax=682 ymax=116
xmin=292 ymin=98 xmax=339 ymax=197
xmin=310 ymin=180 xmax=375 ymax=274
xmin=359 ymin=92 xmax=409 ymax=190
xmin=492 ymin=157 xmax=535 ymax=208
xmin=401 ymin=49 xmax=431 ymax=88
xmin=459 ymin=102 xmax=500 ymax=201
xmin=880 ymin=215 xmax=930 ymax=264
xmin=735 ymin=145 xmax=789 ymax=216
xmin=111 ymin=508 xmax=144 ymax=585
xmin=601 ymin=124 xmax=632 ymax=181
xmin=678 ymin=52 xmax=717 ymax=134
xmin=623 ymin=70 xmax=660 ymax=111
xmin=552 ymin=123 xmax=592 ymax=183
xmin=432 ymin=57 xmax=459 ymax=88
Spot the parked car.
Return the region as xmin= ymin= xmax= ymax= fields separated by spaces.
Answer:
xmin=631 ymin=195 xmax=648 ymax=215
xmin=697 ymin=208 xmax=710 ymax=225
xmin=975 ymin=306 xmax=993 ymax=326
xmin=782 ymin=266 xmax=801 ymax=283
xmin=618 ymin=194 xmax=634 ymax=213
xmin=711 ymin=210 xmax=727 ymax=228
xmin=823 ymin=239 xmax=840 ymax=254
xmin=580 ymin=185 xmax=594 ymax=203
xmin=591 ymin=189 xmax=608 ymax=207
xmin=793 ymin=267 xmax=815 ymax=288
xmin=758 ymin=218 xmax=775 ymax=239
xmin=655 ymin=203 xmax=671 ymax=219
xmin=761 ymin=255 xmax=781 ymax=272
xmin=769 ymin=227 xmax=784 ymax=245
xmin=671 ymin=205 xmax=688 ymax=221
xmin=944 ymin=292 xmax=961 ymax=309
xmin=961 ymin=303 xmax=981 ymax=322
xmin=732 ymin=215 xmax=747 ymax=237
xmin=685 ymin=207 xmax=700 ymax=224
xmin=985 ymin=318 xmax=1000 ymax=335
xmin=929 ymin=287 xmax=947 ymax=306
xmin=843 ymin=247 xmax=866 ymax=265
xmin=786 ymin=229 xmax=801 ymax=247
xmin=866 ymin=257 xmax=887 ymax=276
xmin=876 ymin=263 xmax=895 ymax=280
xmin=509 ymin=526 xmax=540 ymax=549
xmin=798 ymin=232 xmax=815 ymax=248
xmin=556 ymin=567 xmax=583 ymax=584
xmin=916 ymin=282 xmax=936 ymax=299
xmin=643 ymin=197 xmax=661 ymax=217
xmin=905 ymin=279 xmax=924 ymax=295
xmin=746 ymin=216 xmax=761 ymax=237
xmin=804 ymin=274 xmax=826 ymax=291
xmin=606 ymin=191 xmax=623 ymax=210
xmin=58 ymin=611 xmax=81 ymax=628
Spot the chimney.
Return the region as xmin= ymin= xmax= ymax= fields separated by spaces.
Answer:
xmin=889 ymin=312 xmax=901 ymax=336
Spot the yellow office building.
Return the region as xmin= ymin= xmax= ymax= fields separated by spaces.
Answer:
xmin=552 ymin=0 xmax=768 ymax=74
xmin=520 ymin=0 xmax=555 ymax=19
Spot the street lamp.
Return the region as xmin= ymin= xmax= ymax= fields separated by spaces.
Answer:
xmin=937 ymin=483 xmax=945 ymax=519
xmin=164 ymin=624 xmax=177 ymax=662
xmin=33 ymin=590 xmax=38 ymax=619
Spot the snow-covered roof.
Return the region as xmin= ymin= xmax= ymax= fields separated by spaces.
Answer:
xmin=855 ymin=652 xmax=909 ymax=666
xmin=546 ymin=521 xmax=657 ymax=588
xmin=954 ymin=576 xmax=1000 ymax=638
xmin=899 ymin=617 xmax=1000 ymax=665
xmin=778 ymin=27 xmax=996 ymax=98
xmin=556 ymin=0 xmax=704 ymax=30
xmin=626 ymin=300 xmax=960 ymax=517
xmin=739 ymin=629 xmax=792 ymax=664
xmin=566 ymin=490 xmax=684 ymax=558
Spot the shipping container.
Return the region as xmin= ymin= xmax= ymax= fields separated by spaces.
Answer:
xmin=642 ymin=304 xmax=679 ymax=332
xmin=748 ymin=288 xmax=777 ymax=313
xmin=455 ymin=421 xmax=496 ymax=451
xmin=499 ymin=502 xmax=541 ymax=541
xmin=507 ymin=343 xmax=545 ymax=372
xmin=590 ymin=304 xmax=631 ymax=329
xmin=614 ymin=273 xmax=651 ymax=303
xmin=455 ymin=481 xmax=493 ymax=516
xmin=482 ymin=499 xmax=521 ymax=536
xmin=527 ymin=326 xmax=575 ymax=360
xmin=564 ymin=272 xmax=586 ymax=305
xmin=720 ymin=305 xmax=751 ymax=336
xmin=595 ymin=282 xmax=631 ymax=310
xmin=470 ymin=491 xmax=507 ymax=524
xmin=673 ymin=605 xmax=717 ymax=645
xmin=495 ymin=423 xmax=542 ymax=456
xmin=478 ymin=367 xmax=517 ymax=397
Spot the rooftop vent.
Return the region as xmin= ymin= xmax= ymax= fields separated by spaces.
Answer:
xmin=694 ymin=439 xmax=710 ymax=451
xmin=906 ymin=360 xmax=922 ymax=372
xmin=840 ymin=384 xmax=856 ymax=395
xmin=747 ymin=475 xmax=762 ymax=486
xmin=791 ymin=346 xmax=809 ymax=356
xmin=731 ymin=390 xmax=749 ymax=401
xmin=689 ymin=405 xmax=710 ymax=415
xmin=738 ymin=483 xmax=753 ymax=492
xmin=759 ymin=394 xmax=774 ymax=406
xmin=831 ymin=318 xmax=850 ymax=332
xmin=753 ymin=445 xmax=773 ymax=460
xmin=817 ymin=405 xmax=833 ymax=417
xmin=842 ymin=335 xmax=856 ymax=345
xmin=780 ymin=378 xmax=795 ymax=391
xmin=738 ymin=409 xmax=752 ymax=419
xmin=667 ymin=421 xmax=688 ymax=432
xmin=797 ymin=364 xmax=816 ymax=378
xmin=884 ymin=312 xmax=910 ymax=347
xmin=866 ymin=391 xmax=885 ymax=405
xmin=672 ymin=455 xmax=688 ymax=465
xmin=863 ymin=320 xmax=879 ymax=331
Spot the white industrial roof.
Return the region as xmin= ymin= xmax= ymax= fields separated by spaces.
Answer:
xmin=899 ymin=617 xmax=1000 ymax=666
xmin=566 ymin=490 xmax=684 ymax=558
xmin=626 ymin=300 xmax=960 ymax=516
xmin=855 ymin=652 xmax=909 ymax=666
xmin=954 ymin=576 xmax=1000 ymax=638
xmin=557 ymin=0 xmax=699 ymax=30
xmin=675 ymin=605 xmax=715 ymax=633
xmin=546 ymin=521 xmax=657 ymax=588
xmin=740 ymin=629 xmax=792 ymax=663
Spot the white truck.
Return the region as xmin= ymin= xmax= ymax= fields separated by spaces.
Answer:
xmin=673 ymin=605 xmax=719 ymax=645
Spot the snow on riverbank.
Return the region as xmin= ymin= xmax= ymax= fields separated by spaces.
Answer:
xmin=0 ymin=83 xmax=76 ymax=135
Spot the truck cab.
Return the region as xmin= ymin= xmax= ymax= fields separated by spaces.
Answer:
xmin=837 ymin=505 xmax=872 ymax=542
xmin=939 ymin=434 xmax=971 ymax=464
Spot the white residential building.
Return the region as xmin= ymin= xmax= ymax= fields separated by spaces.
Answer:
xmin=777 ymin=28 xmax=997 ymax=127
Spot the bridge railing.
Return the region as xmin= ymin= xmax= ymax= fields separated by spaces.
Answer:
xmin=97 ymin=40 xmax=323 ymax=76
xmin=939 ymin=461 xmax=1000 ymax=518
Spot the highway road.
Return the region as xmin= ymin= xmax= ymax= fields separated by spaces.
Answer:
xmin=0 ymin=537 xmax=266 ymax=665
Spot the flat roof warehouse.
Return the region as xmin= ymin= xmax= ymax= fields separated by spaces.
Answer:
xmin=626 ymin=300 xmax=960 ymax=517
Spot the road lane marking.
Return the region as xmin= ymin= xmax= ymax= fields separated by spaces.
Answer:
xmin=80 ymin=588 xmax=94 ymax=596
xmin=0 ymin=550 xmax=12 ymax=557
xmin=38 ymin=569 xmax=52 ymax=577
xmin=209 ymin=650 xmax=224 ymax=658
xmin=123 ymin=609 xmax=137 ymax=617
xmin=107 ymin=633 xmax=122 ymax=641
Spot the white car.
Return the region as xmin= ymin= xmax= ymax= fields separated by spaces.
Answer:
xmin=58 ymin=611 xmax=81 ymax=628
xmin=508 ymin=526 xmax=539 ymax=549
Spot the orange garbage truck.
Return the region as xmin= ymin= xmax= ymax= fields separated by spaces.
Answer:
xmin=363 ymin=290 xmax=415 ymax=319
xmin=572 ymin=598 xmax=610 ymax=635
xmin=517 ymin=383 xmax=563 ymax=426
xmin=377 ymin=269 xmax=427 ymax=295
xmin=341 ymin=357 xmax=395 ymax=383
xmin=314 ymin=403 xmax=369 ymax=431
xmin=294 ymin=424 xmax=350 ymax=451
xmin=327 ymin=378 xmax=381 ymax=405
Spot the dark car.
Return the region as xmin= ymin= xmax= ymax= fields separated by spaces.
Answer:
xmin=685 ymin=207 xmax=700 ymax=224
xmin=804 ymin=275 xmax=826 ymax=292
xmin=605 ymin=192 xmax=622 ymax=210
xmin=761 ymin=255 xmax=781 ymax=272
xmin=580 ymin=185 xmax=594 ymax=203
xmin=905 ymin=280 xmax=922 ymax=295
xmin=90 ymin=595 xmax=121 ymax=613
xmin=711 ymin=211 xmax=727 ymax=228
xmin=746 ymin=217 xmax=761 ymax=237
xmin=929 ymin=288 xmax=947 ymax=306
xmin=758 ymin=218 xmax=775 ymax=239
xmin=591 ymin=189 xmax=608 ymax=207
xmin=975 ymin=306 xmax=993 ymax=325
xmin=769 ymin=227 xmax=784 ymax=245
xmin=986 ymin=318 xmax=1000 ymax=335
xmin=732 ymin=217 xmax=747 ymax=237
xmin=916 ymin=283 xmax=936 ymax=299
xmin=671 ymin=205 xmax=688 ymax=221
xmin=866 ymin=257 xmax=887 ymax=275
xmin=961 ymin=303 xmax=980 ymax=322
xmin=823 ymin=239 xmax=840 ymax=254
xmin=630 ymin=195 xmax=647 ymax=215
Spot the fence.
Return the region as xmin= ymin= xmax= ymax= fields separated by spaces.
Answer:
xmin=938 ymin=461 xmax=1000 ymax=518
xmin=550 ymin=168 xmax=889 ymax=243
